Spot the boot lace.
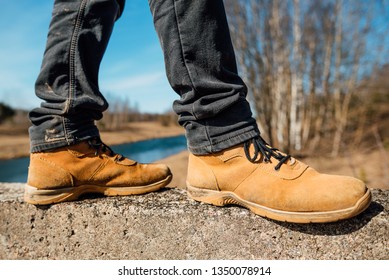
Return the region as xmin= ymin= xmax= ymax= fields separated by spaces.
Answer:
xmin=87 ymin=138 xmax=124 ymax=162
xmin=244 ymin=137 xmax=292 ymax=171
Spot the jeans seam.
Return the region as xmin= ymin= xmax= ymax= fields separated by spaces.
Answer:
xmin=172 ymin=0 xmax=199 ymax=121
xmin=204 ymin=120 xmax=213 ymax=151
xmin=172 ymin=0 xmax=215 ymax=148
xmin=65 ymin=0 xmax=88 ymax=143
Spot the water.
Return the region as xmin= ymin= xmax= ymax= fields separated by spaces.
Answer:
xmin=0 ymin=135 xmax=187 ymax=183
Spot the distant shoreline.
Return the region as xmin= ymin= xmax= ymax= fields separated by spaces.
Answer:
xmin=1 ymin=121 xmax=388 ymax=190
xmin=0 ymin=121 xmax=184 ymax=160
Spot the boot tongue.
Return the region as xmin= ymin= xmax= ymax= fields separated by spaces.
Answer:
xmin=115 ymin=157 xmax=137 ymax=166
xmin=87 ymin=138 xmax=138 ymax=166
xmin=67 ymin=138 xmax=137 ymax=165
xmin=67 ymin=141 xmax=98 ymax=157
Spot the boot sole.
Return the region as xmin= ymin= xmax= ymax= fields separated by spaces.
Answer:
xmin=187 ymin=184 xmax=372 ymax=223
xmin=24 ymin=175 xmax=172 ymax=205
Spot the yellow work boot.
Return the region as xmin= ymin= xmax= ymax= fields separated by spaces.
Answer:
xmin=187 ymin=137 xmax=371 ymax=223
xmin=25 ymin=138 xmax=172 ymax=205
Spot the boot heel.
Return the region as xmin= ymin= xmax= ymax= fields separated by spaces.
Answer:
xmin=24 ymin=184 xmax=76 ymax=205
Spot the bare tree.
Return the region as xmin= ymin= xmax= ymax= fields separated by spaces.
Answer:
xmin=226 ymin=0 xmax=388 ymax=155
xmin=290 ymin=0 xmax=304 ymax=151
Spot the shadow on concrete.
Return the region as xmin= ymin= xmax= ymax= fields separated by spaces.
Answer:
xmin=33 ymin=187 xmax=172 ymax=210
xmin=273 ymin=201 xmax=384 ymax=236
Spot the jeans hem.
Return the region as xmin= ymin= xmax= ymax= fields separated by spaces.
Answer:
xmin=30 ymin=129 xmax=100 ymax=153
xmin=188 ymin=127 xmax=260 ymax=155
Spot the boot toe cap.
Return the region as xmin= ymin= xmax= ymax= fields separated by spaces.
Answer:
xmin=304 ymin=174 xmax=369 ymax=212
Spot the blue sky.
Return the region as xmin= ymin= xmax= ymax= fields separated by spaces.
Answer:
xmin=1 ymin=1 xmax=388 ymax=115
xmin=0 ymin=0 xmax=176 ymax=113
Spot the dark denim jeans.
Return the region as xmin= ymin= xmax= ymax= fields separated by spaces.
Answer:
xmin=29 ymin=0 xmax=259 ymax=155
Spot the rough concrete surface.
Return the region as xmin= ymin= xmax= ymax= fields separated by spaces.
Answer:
xmin=0 ymin=183 xmax=388 ymax=260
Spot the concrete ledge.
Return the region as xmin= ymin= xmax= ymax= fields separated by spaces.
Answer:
xmin=0 ymin=183 xmax=388 ymax=260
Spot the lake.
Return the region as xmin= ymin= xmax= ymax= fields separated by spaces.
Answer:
xmin=0 ymin=135 xmax=187 ymax=183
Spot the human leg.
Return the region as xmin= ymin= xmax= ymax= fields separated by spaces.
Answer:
xmin=25 ymin=0 xmax=171 ymax=205
xmin=148 ymin=0 xmax=260 ymax=155
xmin=29 ymin=0 xmax=125 ymax=151
xmin=148 ymin=0 xmax=371 ymax=223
